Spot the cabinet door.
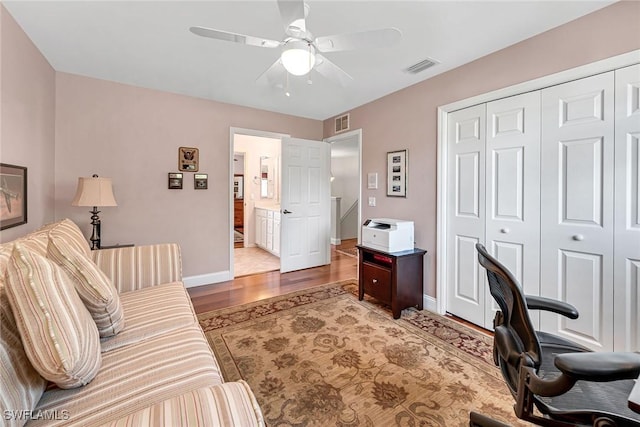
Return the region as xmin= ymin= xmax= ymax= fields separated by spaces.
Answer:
xmin=446 ymin=104 xmax=487 ymax=327
xmin=260 ymin=217 xmax=267 ymax=248
xmin=266 ymin=212 xmax=274 ymax=251
xmin=255 ymin=209 xmax=267 ymax=248
xmin=485 ymin=92 xmax=541 ymax=329
xmin=614 ymin=64 xmax=640 ymax=351
xmin=273 ymin=215 xmax=281 ymax=256
xmin=540 ymin=72 xmax=615 ymax=351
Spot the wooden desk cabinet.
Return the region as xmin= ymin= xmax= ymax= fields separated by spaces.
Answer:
xmin=357 ymin=245 xmax=426 ymax=319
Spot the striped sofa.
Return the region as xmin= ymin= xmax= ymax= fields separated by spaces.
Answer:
xmin=0 ymin=219 xmax=264 ymax=426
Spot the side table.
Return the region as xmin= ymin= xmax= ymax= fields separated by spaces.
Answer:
xmin=357 ymin=245 xmax=427 ymax=319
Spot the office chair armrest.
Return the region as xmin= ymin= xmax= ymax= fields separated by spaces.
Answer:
xmin=554 ymin=352 xmax=640 ymax=382
xmin=524 ymin=295 xmax=579 ymax=319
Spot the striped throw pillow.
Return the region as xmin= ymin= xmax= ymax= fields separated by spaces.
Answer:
xmin=47 ymin=236 xmax=124 ymax=337
xmin=0 ymin=282 xmax=48 ymax=427
xmin=4 ymin=243 xmax=101 ymax=389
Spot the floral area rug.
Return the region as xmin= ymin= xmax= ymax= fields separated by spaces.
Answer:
xmin=198 ymin=280 xmax=525 ymax=426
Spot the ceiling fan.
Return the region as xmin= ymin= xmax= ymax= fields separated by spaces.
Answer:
xmin=189 ymin=0 xmax=401 ymax=89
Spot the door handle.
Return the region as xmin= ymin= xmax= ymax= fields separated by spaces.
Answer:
xmin=282 ymin=209 xmax=292 ymax=214
xmin=500 ymin=228 xmax=510 ymax=234
xmin=572 ymin=234 xmax=584 ymax=241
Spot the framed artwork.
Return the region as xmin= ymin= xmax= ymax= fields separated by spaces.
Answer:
xmin=0 ymin=163 xmax=27 ymax=230
xmin=194 ymin=173 xmax=208 ymax=189
xmin=168 ymin=172 xmax=183 ymax=189
xmin=386 ymin=149 xmax=408 ymax=197
xmin=178 ymin=147 xmax=199 ymax=172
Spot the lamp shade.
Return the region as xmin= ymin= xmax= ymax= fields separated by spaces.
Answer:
xmin=281 ymin=40 xmax=316 ymax=76
xmin=71 ymin=176 xmax=117 ymax=207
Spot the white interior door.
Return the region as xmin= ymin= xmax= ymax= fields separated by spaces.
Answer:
xmin=446 ymin=104 xmax=486 ymax=326
xmin=614 ymin=64 xmax=640 ymax=352
xmin=540 ymin=72 xmax=615 ymax=351
xmin=485 ymin=92 xmax=541 ymax=328
xmin=280 ymin=137 xmax=331 ymax=273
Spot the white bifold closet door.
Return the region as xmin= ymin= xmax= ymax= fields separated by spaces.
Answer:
xmin=447 ymin=92 xmax=541 ymax=329
xmin=484 ymin=92 xmax=541 ymax=329
xmin=613 ymin=64 xmax=640 ymax=352
xmin=446 ymin=104 xmax=487 ymax=327
xmin=540 ymin=72 xmax=615 ymax=351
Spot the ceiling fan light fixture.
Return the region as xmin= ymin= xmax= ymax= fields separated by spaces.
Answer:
xmin=281 ymin=40 xmax=316 ymax=76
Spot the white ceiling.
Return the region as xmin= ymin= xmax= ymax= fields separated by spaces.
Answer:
xmin=4 ymin=1 xmax=614 ymax=120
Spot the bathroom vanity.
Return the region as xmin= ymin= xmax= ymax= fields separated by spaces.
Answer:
xmin=255 ymin=207 xmax=280 ymax=257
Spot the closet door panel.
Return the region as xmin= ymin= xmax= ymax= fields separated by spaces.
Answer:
xmin=614 ymin=64 xmax=640 ymax=351
xmin=447 ymin=104 xmax=486 ymax=327
xmin=485 ymin=92 xmax=541 ymax=328
xmin=540 ymin=72 xmax=615 ymax=351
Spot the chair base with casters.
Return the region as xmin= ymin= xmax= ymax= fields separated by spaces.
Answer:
xmin=469 ymin=243 xmax=640 ymax=427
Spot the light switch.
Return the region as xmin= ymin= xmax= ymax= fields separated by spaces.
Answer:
xmin=368 ymin=197 xmax=376 ymax=207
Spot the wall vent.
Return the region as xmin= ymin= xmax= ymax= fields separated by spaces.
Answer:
xmin=404 ymin=58 xmax=439 ymax=74
xmin=334 ymin=113 xmax=350 ymax=133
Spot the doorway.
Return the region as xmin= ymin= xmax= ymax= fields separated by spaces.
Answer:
xmin=326 ymin=129 xmax=362 ymax=248
xmin=230 ymin=128 xmax=287 ymax=277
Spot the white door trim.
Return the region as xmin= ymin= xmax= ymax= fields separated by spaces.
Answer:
xmin=324 ymin=128 xmax=363 ymax=244
xmin=229 ymin=127 xmax=290 ymax=279
xmin=436 ymin=49 xmax=640 ymax=316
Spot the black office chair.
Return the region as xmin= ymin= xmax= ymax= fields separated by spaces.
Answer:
xmin=470 ymin=243 xmax=640 ymax=427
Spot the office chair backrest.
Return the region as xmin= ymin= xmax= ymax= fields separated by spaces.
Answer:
xmin=475 ymin=244 xmax=542 ymax=388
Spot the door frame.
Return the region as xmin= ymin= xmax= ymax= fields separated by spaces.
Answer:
xmin=436 ymin=50 xmax=640 ymax=316
xmin=324 ymin=128 xmax=363 ymax=244
xmin=229 ymin=127 xmax=290 ymax=279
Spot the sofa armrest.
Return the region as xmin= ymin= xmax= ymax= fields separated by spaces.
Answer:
xmin=104 ymin=382 xmax=265 ymax=427
xmin=91 ymin=243 xmax=182 ymax=294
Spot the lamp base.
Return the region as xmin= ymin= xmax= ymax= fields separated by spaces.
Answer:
xmin=89 ymin=207 xmax=101 ymax=250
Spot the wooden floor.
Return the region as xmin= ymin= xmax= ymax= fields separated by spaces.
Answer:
xmin=188 ymin=239 xmax=358 ymax=314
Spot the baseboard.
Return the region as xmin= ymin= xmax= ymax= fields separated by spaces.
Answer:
xmin=331 ymin=237 xmax=342 ymax=245
xmin=183 ymin=271 xmax=231 ymax=288
xmin=423 ymin=294 xmax=438 ymax=313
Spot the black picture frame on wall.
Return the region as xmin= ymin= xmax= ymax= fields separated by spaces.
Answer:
xmin=0 ymin=163 xmax=27 ymax=230
xmin=386 ymin=149 xmax=408 ymax=197
xmin=194 ymin=174 xmax=208 ymax=190
xmin=168 ymin=172 xmax=183 ymax=189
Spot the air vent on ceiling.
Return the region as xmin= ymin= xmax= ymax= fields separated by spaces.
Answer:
xmin=404 ymin=58 xmax=439 ymax=74
xmin=335 ymin=113 xmax=350 ymax=133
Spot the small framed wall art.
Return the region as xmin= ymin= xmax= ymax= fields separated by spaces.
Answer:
xmin=168 ymin=172 xmax=183 ymax=189
xmin=0 ymin=163 xmax=27 ymax=230
xmin=178 ymin=147 xmax=199 ymax=172
xmin=194 ymin=174 xmax=208 ymax=189
xmin=386 ymin=149 xmax=408 ymax=197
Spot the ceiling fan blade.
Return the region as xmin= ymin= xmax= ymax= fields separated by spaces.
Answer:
xmin=189 ymin=26 xmax=280 ymax=48
xmin=277 ymin=0 xmax=307 ymax=38
xmin=314 ymin=55 xmax=353 ymax=87
xmin=315 ymin=28 xmax=402 ymax=53
xmin=256 ymin=59 xmax=286 ymax=86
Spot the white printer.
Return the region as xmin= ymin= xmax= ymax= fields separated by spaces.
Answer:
xmin=361 ymin=218 xmax=414 ymax=253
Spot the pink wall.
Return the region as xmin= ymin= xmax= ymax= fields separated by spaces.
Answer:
xmin=0 ymin=5 xmax=55 ymax=242
xmin=54 ymin=73 xmax=322 ymax=278
xmin=323 ymin=1 xmax=640 ymax=297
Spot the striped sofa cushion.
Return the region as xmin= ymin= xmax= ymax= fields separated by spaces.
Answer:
xmin=104 ymin=382 xmax=265 ymax=427
xmin=4 ymin=244 xmax=101 ymax=389
xmin=33 ymin=324 xmax=224 ymax=426
xmin=100 ymin=282 xmax=197 ymax=352
xmin=47 ymin=236 xmax=124 ymax=338
xmin=91 ymin=244 xmax=182 ymax=293
xmin=44 ymin=218 xmax=92 ymax=259
xmin=0 ymin=283 xmax=48 ymax=427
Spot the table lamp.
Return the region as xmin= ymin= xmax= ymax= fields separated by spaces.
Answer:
xmin=71 ymin=174 xmax=117 ymax=250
